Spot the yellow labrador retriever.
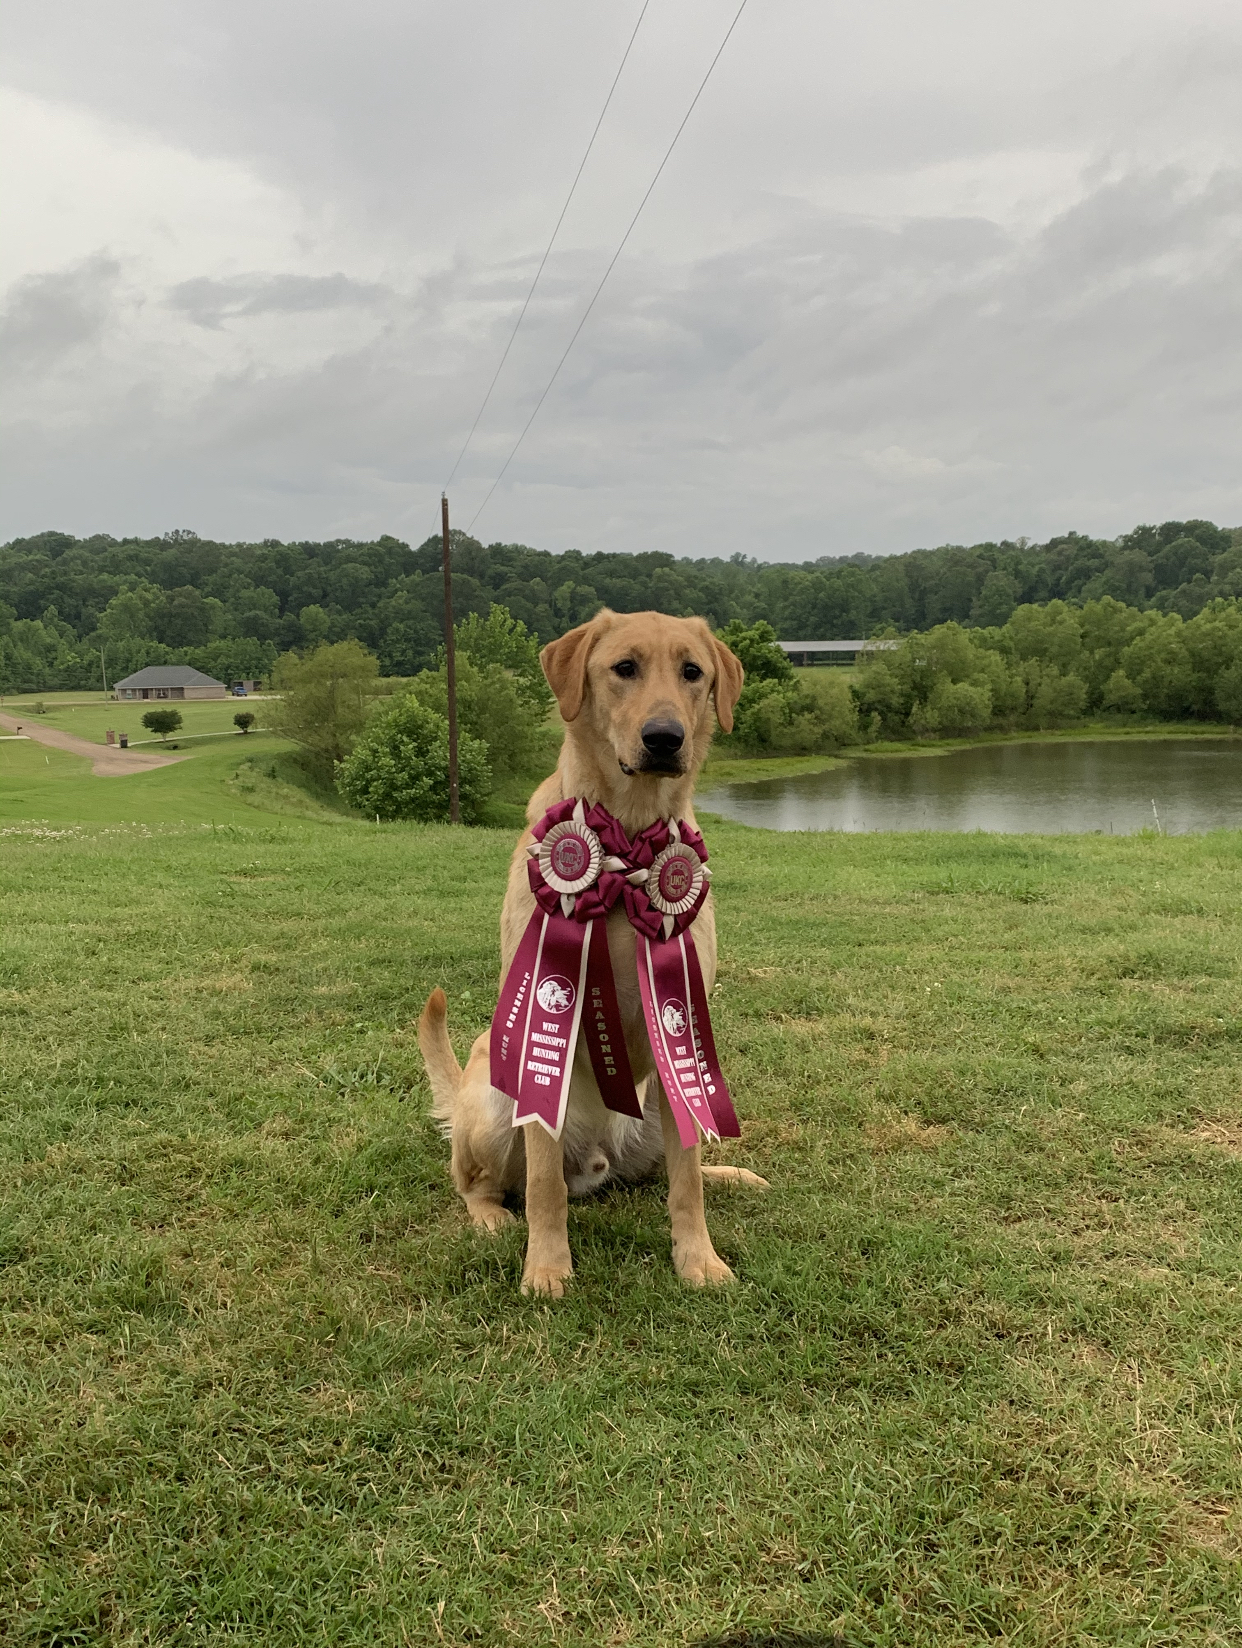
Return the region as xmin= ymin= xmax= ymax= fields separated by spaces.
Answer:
xmin=418 ymin=609 xmax=766 ymax=1296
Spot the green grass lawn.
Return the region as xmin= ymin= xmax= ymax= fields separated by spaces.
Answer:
xmin=0 ymin=690 xmax=119 ymax=710
xmin=3 ymin=791 xmax=1242 ymax=1644
xmin=0 ymin=727 xmax=555 ymax=834
xmin=0 ymin=735 xmax=309 ymax=827
xmin=792 ymin=664 xmax=858 ymax=683
xmin=2 ymin=697 xmax=263 ymax=746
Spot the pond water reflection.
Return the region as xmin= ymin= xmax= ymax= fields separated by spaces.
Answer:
xmin=697 ymin=738 xmax=1242 ymax=834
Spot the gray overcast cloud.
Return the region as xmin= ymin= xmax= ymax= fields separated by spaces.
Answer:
xmin=2 ymin=0 xmax=1240 ymax=558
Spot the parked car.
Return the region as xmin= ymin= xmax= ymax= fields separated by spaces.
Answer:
xmin=231 ymin=685 xmax=248 ymax=696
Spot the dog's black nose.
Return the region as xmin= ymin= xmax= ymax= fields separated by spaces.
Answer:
xmin=641 ymin=718 xmax=685 ymax=755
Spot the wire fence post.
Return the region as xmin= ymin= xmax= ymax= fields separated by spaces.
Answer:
xmin=441 ymin=493 xmax=461 ymax=824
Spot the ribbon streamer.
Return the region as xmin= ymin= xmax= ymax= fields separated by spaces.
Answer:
xmin=581 ymin=919 xmax=643 ymax=1118
xmin=489 ymin=799 xmax=738 ymax=1143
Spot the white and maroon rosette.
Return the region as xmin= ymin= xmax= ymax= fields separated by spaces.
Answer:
xmin=620 ymin=817 xmax=736 ymax=1147
xmin=491 ymin=799 xmax=639 ymax=1136
xmin=647 ymin=840 xmax=705 ymax=920
xmin=538 ymin=817 xmax=603 ymax=898
xmin=620 ymin=816 xmax=711 ymax=940
xmin=489 ymin=800 xmax=738 ymax=1147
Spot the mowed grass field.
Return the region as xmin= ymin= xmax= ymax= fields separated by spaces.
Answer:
xmin=3 ymin=750 xmax=1242 ymax=1646
xmin=0 ymin=737 xmax=310 ymax=827
xmin=2 ymin=696 xmax=263 ymax=747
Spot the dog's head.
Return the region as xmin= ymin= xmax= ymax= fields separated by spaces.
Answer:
xmin=540 ymin=609 xmax=744 ymax=784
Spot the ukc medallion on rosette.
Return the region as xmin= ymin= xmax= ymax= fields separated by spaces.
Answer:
xmin=489 ymin=799 xmax=739 ymax=1147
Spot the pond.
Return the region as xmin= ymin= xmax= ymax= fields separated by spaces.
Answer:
xmin=697 ymin=738 xmax=1242 ymax=834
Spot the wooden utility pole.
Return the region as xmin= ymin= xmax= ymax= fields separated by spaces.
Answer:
xmin=441 ymin=493 xmax=461 ymax=824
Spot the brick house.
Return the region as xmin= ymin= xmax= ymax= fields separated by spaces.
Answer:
xmin=114 ymin=666 xmax=228 ymax=702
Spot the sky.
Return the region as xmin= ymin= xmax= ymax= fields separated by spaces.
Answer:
xmin=2 ymin=0 xmax=1240 ymax=561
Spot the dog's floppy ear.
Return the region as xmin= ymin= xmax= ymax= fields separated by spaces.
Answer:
xmin=541 ymin=611 xmax=612 ymax=722
xmin=710 ymin=634 xmax=745 ymax=733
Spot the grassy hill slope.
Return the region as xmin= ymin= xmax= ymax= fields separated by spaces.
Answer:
xmin=2 ymin=815 xmax=1241 ymax=1644
xmin=0 ymin=734 xmax=335 ymax=828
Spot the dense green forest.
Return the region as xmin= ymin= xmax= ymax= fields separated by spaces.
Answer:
xmin=715 ymin=598 xmax=1242 ymax=754
xmin=1 ymin=517 xmax=1238 ymax=694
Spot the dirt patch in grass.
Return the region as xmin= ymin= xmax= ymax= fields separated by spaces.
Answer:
xmin=1189 ymin=1118 xmax=1242 ymax=1154
xmin=863 ymin=1113 xmax=953 ymax=1151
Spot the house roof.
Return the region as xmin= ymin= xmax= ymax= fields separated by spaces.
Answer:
xmin=776 ymin=639 xmax=898 ymax=653
xmin=113 ymin=666 xmax=225 ymax=688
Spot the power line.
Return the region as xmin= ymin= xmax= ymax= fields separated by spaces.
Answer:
xmin=443 ymin=0 xmax=653 ymax=493
xmin=468 ymin=0 xmax=752 ymax=534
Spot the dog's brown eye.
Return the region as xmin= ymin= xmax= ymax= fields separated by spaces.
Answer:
xmin=612 ymin=659 xmax=637 ymax=679
xmin=682 ymin=662 xmax=703 ymax=682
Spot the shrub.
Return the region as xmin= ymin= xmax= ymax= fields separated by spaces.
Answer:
xmin=142 ymin=708 xmax=183 ymax=741
xmin=234 ymin=711 xmax=256 ymax=733
xmin=454 ymin=604 xmax=552 ymax=717
xmin=1078 ymin=598 xmax=1156 ymax=704
xmin=797 ymin=670 xmax=862 ymax=746
xmin=1216 ymin=662 xmax=1242 ymax=723
xmin=406 ymin=653 xmax=546 ymax=782
xmin=266 ymin=640 xmax=379 ymax=767
xmin=900 ymin=622 xmax=985 ymax=697
xmin=336 ymin=696 xmax=491 ymax=822
xmin=1020 ymin=660 xmax=1088 ymax=727
xmin=970 ymin=647 xmax=1027 ymax=720
xmin=1181 ymin=600 xmax=1242 ymax=717
xmin=1100 ymin=670 xmax=1145 ymax=714
xmin=715 ymin=620 xmax=792 ymax=685
xmin=852 ymin=660 xmax=907 ymax=736
xmin=927 ymin=678 xmax=993 ymax=735
xmin=723 ymin=669 xmax=859 ymax=755
xmin=1121 ymin=616 xmax=1195 ymax=718
xmin=713 ymin=620 xmax=849 ymax=754
xmin=862 ymin=624 xmax=1016 ymax=737
xmin=728 ymin=677 xmax=802 ymax=751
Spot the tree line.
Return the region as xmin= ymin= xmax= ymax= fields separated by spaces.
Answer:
xmin=1 ymin=516 xmax=1238 ymax=694
xmin=719 ymin=596 xmax=1242 ymax=757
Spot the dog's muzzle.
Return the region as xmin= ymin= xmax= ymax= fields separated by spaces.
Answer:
xmin=626 ymin=717 xmax=684 ymax=775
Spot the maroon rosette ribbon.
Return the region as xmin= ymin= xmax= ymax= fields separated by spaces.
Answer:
xmin=489 ymin=799 xmax=738 ymax=1145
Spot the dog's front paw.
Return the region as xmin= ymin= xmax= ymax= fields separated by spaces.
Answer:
xmin=673 ymin=1243 xmax=736 ymax=1287
xmin=521 ymin=1261 xmax=572 ymax=1298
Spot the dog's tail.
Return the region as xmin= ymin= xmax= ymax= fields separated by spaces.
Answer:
xmin=417 ymin=988 xmax=463 ymax=1133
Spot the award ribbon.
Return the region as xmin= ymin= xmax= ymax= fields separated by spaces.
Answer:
xmin=488 ymin=799 xmax=738 ymax=1145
